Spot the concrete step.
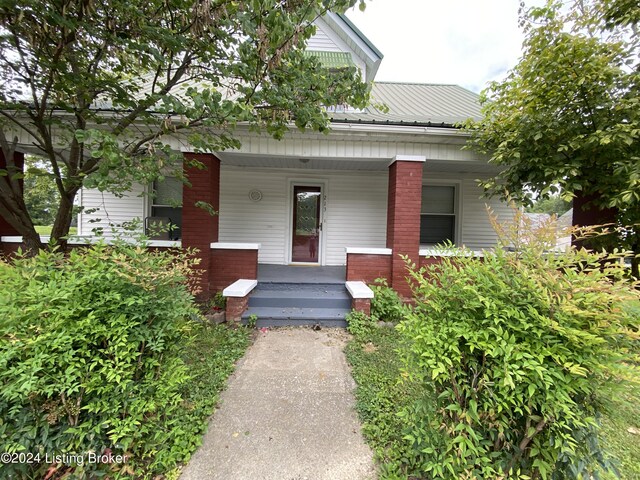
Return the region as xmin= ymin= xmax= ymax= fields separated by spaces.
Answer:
xmin=254 ymin=282 xmax=346 ymax=292
xmin=249 ymin=286 xmax=351 ymax=309
xmin=241 ymin=306 xmax=349 ymax=328
xmin=242 ymin=281 xmax=351 ymax=328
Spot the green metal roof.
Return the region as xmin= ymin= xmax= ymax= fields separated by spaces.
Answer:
xmin=330 ymin=82 xmax=483 ymax=127
xmin=303 ymin=50 xmax=354 ymax=69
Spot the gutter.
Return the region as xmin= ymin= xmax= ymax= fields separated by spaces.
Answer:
xmin=330 ymin=117 xmax=458 ymax=129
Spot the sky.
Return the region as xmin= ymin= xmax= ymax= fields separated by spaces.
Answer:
xmin=345 ymin=1 xmax=533 ymax=93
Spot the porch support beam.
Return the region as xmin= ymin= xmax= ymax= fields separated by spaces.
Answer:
xmin=182 ymin=152 xmax=221 ymax=298
xmin=386 ymin=155 xmax=425 ymax=298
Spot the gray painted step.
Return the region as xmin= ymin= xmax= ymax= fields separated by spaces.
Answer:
xmin=255 ymin=282 xmax=346 ymax=292
xmin=242 ymin=306 xmax=349 ymax=328
xmin=243 ymin=306 xmax=349 ymax=320
xmin=242 ymin=282 xmax=351 ymax=328
xmin=249 ymin=285 xmax=351 ymax=309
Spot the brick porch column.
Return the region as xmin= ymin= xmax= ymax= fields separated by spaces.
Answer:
xmin=386 ymin=155 xmax=426 ymax=298
xmin=0 ymin=150 xmax=25 ymax=237
xmin=182 ymin=153 xmax=221 ymax=297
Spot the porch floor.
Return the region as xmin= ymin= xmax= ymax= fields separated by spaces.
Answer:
xmin=257 ymin=264 xmax=346 ymax=284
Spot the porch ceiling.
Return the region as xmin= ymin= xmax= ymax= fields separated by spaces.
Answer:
xmin=217 ymin=152 xmax=388 ymax=171
xmin=216 ymin=152 xmax=503 ymax=174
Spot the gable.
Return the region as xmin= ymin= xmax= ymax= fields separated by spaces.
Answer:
xmin=308 ymin=19 xmax=344 ymax=52
xmin=308 ymin=14 xmax=382 ymax=83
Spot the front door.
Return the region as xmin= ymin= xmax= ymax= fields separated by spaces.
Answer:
xmin=291 ymin=185 xmax=321 ymax=263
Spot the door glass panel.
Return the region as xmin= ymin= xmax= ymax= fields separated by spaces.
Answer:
xmin=292 ymin=186 xmax=321 ymax=263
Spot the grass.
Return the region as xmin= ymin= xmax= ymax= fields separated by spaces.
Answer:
xmin=600 ymin=300 xmax=640 ymax=479
xmin=346 ymin=312 xmax=640 ymax=479
xmin=34 ymin=225 xmax=77 ymax=235
xmin=600 ymin=368 xmax=640 ymax=479
xmin=166 ymin=322 xmax=249 ymax=477
xmin=345 ymin=325 xmax=426 ymax=478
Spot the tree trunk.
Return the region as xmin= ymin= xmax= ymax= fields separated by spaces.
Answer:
xmin=21 ymin=227 xmax=44 ymax=255
xmin=50 ymin=188 xmax=78 ymax=252
xmin=0 ymin=148 xmax=44 ymax=256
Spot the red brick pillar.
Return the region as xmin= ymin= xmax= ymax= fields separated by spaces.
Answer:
xmin=571 ymin=192 xmax=618 ymax=249
xmin=386 ymin=155 xmax=425 ymax=298
xmin=0 ymin=150 xmax=25 ymax=237
xmin=352 ymin=298 xmax=371 ymax=316
xmin=182 ymin=153 xmax=221 ymax=297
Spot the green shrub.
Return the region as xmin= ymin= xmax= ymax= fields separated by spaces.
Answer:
xmin=346 ymin=310 xmax=377 ymax=337
xmin=370 ymin=278 xmax=406 ymax=323
xmin=0 ymin=243 xmax=200 ymax=478
xmin=398 ymin=232 xmax=639 ymax=478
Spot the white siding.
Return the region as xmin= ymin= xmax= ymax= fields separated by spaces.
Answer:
xmin=78 ymin=184 xmax=146 ymax=237
xmin=308 ymin=19 xmax=342 ymax=52
xmin=218 ymin=168 xmax=288 ymax=264
xmin=229 ymin=131 xmax=480 ymax=163
xmin=324 ymin=171 xmax=388 ymax=264
xmin=307 ymin=18 xmax=367 ymax=79
xmin=460 ymin=177 xmax=513 ymax=249
xmin=76 ymin=168 xmax=514 ymax=262
xmin=218 ymin=166 xmax=387 ymax=265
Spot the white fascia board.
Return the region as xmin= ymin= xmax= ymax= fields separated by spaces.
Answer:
xmin=147 ymin=240 xmax=182 ymax=247
xmin=324 ymin=12 xmax=382 ymax=81
xmin=420 ymin=248 xmax=485 ymax=258
xmin=345 ymin=247 xmax=392 ymax=255
xmin=1 ymin=236 xmax=181 ymax=248
xmin=210 ymin=242 xmax=261 ymax=250
xmin=328 ymin=122 xmax=469 ymax=139
xmin=390 ymin=155 xmax=427 ymax=165
xmin=0 ymin=236 xmax=24 ymax=242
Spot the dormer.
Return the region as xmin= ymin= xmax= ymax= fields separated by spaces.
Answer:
xmin=307 ymin=12 xmax=383 ymax=83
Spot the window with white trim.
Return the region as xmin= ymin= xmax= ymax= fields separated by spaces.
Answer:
xmin=420 ymin=185 xmax=457 ymax=246
xmin=147 ymin=177 xmax=182 ymax=240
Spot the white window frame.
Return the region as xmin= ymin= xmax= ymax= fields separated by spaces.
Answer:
xmin=147 ymin=177 xmax=183 ymax=240
xmin=420 ymin=180 xmax=461 ymax=247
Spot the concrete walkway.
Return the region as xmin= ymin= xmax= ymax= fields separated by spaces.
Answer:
xmin=180 ymin=327 xmax=376 ymax=480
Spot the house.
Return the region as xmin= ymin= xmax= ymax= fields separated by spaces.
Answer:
xmin=0 ymin=13 xmax=514 ymax=323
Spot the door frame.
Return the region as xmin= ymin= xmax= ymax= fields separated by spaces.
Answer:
xmin=286 ymin=178 xmax=327 ymax=265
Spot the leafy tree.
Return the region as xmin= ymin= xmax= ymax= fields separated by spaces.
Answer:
xmin=526 ymin=193 xmax=572 ymax=217
xmin=465 ymin=0 xmax=639 ymax=276
xmin=22 ymin=155 xmax=59 ymax=226
xmin=0 ymin=0 xmax=369 ymax=254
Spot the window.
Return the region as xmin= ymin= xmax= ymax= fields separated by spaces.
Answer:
xmin=148 ymin=177 xmax=182 ymax=240
xmin=420 ymin=185 xmax=457 ymax=245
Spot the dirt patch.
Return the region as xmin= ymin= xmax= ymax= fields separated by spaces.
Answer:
xmin=363 ymin=342 xmax=377 ymax=354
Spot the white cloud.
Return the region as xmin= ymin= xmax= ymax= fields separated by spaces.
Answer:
xmin=346 ymin=0 xmax=535 ymax=92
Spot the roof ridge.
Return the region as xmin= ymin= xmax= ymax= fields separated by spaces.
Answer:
xmin=373 ymin=81 xmax=460 ymax=87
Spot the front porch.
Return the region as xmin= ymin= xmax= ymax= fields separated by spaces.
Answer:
xmin=257 ymin=264 xmax=345 ymax=284
xmin=235 ymin=264 xmax=350 ymax=328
